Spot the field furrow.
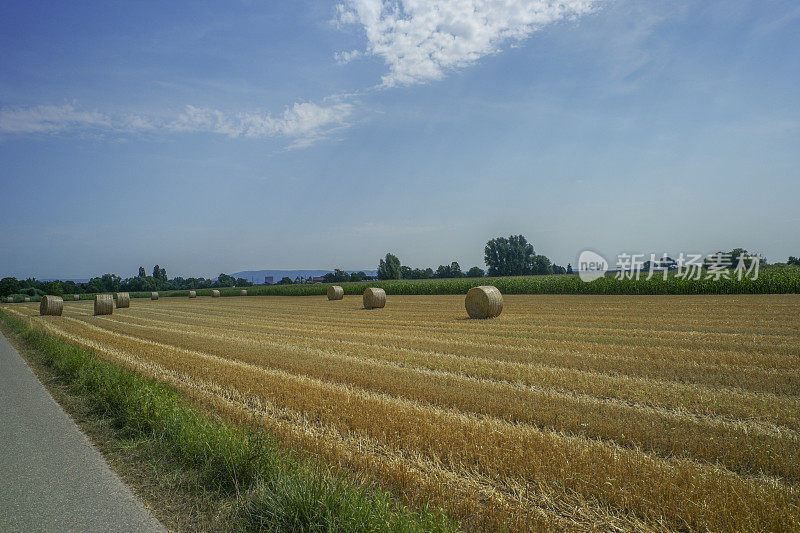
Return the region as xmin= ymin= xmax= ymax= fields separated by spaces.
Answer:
xmin=53 ymin=311 xmax=800 ymax=482
xmin=59 ymin=304 xmax=800 ymax=429
xmin=98 ymin=301 xmax=800 ymax=395
xmin=5 ymin=293 xmax=799 ymax=532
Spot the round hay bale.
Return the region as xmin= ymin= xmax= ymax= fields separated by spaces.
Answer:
xmin=465 ymin=286 xmax=503 ymax=319
xmin=24 ymin=297 xmax=31 ymax=302
xmin=211 ymin=289 xmax=220 ymax=298
xmin=188 ymin=290 xmax=197 ymax=298
xmin=73 ymin=294 xmax=80 ymax=301
xmin=94 ymin=294 xmax=113 ymax=316
xmin=40 ymin=295 xmax=63 ymax=316
xmin=363 ymin=287 xmax=386 ymax=309
xmin=151 ymin=292 xmax=159 ymax=300
xmin=116 ymin=292 xmax=130 ymax=308
xmin=327 ymin=285 xmax=344 ymax=300
xmin=240 ymin=289 xmax=247 ymax=296
xmin=5 ymin=297 xmax=13 ymax=303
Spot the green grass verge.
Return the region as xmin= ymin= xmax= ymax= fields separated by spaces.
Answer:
xmin=0 ymin=309 xmax=456 ymax=533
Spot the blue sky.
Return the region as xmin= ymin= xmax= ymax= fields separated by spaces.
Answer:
xmin=1 ymin=0 xmax=798 ymax=279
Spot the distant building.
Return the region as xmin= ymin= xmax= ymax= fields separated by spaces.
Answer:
xmin=265 ymin=276 xmax=274 ymax=285
xmin=311 ymin=276 xmax=325 ymax=283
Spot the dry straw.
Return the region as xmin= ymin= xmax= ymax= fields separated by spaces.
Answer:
xmin=363 ymin=287 xmax=386 ymax=309
xmin=151 ymin=292 xmax=159 ymax=300
xmin=465 ymin=285 xmax=504 ymax=319
xmin=115 ymin=292 xmax=130 ymax=308
xmin=94 ymin=294 xmax=113 ymax=316
xmin=5 ymin=297 xmax=12 ymax=303
xmin=327 ymin=286 xmax=344 ymax=300
xmin=40 ymin=295 xmax=63 ymax=316
xmin=73 ymin=294 xmax=80 ymax=301
xmin=211 ymin=289 xmax=220 ymax=298
xmin=188 ymin=290 xmax=197 ymax=298
xmin=240 ymin=289 xmax=247 ymax=296
xmin=24 ymin=297 xmax=31 ymax=302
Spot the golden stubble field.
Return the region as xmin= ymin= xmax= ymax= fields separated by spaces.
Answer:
xmin=4 ymin=294 xmax=800 ymax=531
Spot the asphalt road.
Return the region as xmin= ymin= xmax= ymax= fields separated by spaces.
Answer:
xmin=0 ymin=330 xmax=164 ymax=533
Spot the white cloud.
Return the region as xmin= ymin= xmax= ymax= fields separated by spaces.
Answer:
xmin=2 ymin=3 xmax=598 ymax=146
xmin=334 ymin=49 xmax=362 ymax=64
xmin=0 ymin=103 xmax=112 ymax=134
xmin=336 ymin=0 xmax=599 ymax=86
xmin=0 ymin=101 xmax=352 ymax=147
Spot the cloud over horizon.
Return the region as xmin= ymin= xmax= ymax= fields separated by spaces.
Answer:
xmin=0 ymin=101 xmax=353 ymax=146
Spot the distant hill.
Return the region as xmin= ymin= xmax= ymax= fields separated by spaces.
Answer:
xmin=232 ymin=269 xmax=377 ymax=284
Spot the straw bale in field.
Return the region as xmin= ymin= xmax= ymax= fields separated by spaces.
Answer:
xmin=211 ymin=289 xmax=220 ymax=298
xmin=240 ymin=289 xmax=247 ymax=296
xmin=465 ymin=286 xmax=503 ymax=319
xmin=151 ymin=292 xmax=159 ymax=300
xmin=116 ymin=292 xmax=130 ymax=308
xmin=188 ymin=290 xmax=197 ymax=298
xmin=73 ymin=294 xmax=80 ymax=301
xmin=40 ymin=295 xmax=63 ymax=316
xmin=94 ymin=294 xmax=113 ymax=315
xmin=363 ymin=287 xmax=386 ymax=309
xmin=327 ymin=286 xmax=344 ymax=300
xmin=24 ymin=297 xmax=30 ymax=302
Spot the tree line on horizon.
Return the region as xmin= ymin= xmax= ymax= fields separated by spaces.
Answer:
xmin=3 ymin=239 xmax=798 ymax=297
xmin=0 ymin=265 xmax=253 ymax=298
xmin=276 ymin=235 xmax=568 ymax=285
xmin=284 ymin=235 xmax=566 ymax=286
xmin=371 ymin=235 xmax=570 ymax=281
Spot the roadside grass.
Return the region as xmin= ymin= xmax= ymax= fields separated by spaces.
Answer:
xmin=0 ymin=309 xmax=457 ymax=533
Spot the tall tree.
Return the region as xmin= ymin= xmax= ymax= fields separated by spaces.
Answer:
xmin=531 ymin=255 xmax=552 ymax=275
xmin=0 ymin=277 xmax=20 ymax=297
xmin=100 ymin=273 xmax=121 ymax=292
xmin=323 ymin=269 xmax=351 ymax=283
xmin=729 ymin=248 xmax=748 ymax=268
xmin=138 ymin=266 xmax=146 ymax=277
xmin=377 ymin=253 xmax=401 ymax=280
xmin=484 ymin=235 xmax=535 ymax=276
xmin=466 ymin=266 xmax=484 ymax=278
xmin=435 ymin=262 xmax=464 ymax=278
xmin=350 ymin=271 xmax=368 ymax=282
xmin=150 ymin=265 xmax=167 ymax=282
xmin=216 ymin=273 xmax=236 ymax=287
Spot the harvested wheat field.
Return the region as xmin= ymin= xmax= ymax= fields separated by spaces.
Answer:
xmin=3 ymin=294 xmax=800 ymax=531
